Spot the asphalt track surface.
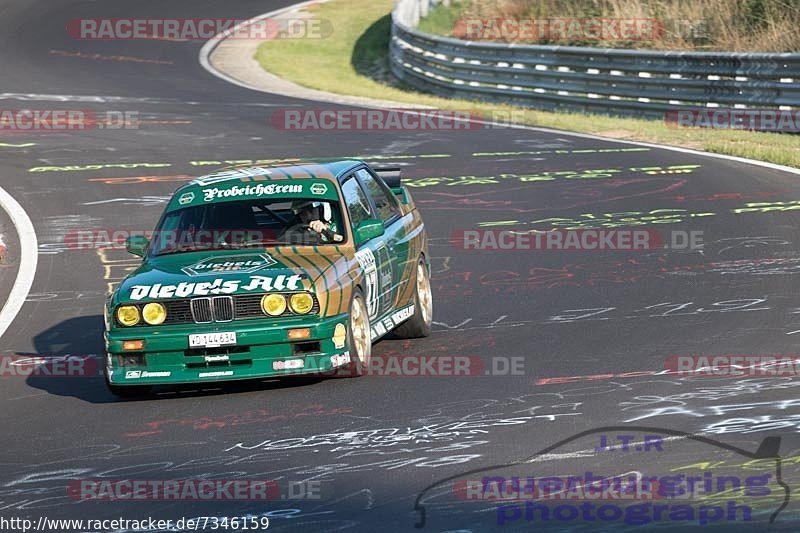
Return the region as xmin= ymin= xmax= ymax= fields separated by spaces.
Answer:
xmin=2 ymin=1 xmax=800 ymax=532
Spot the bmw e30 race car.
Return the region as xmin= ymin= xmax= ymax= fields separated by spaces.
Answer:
xmin=103 ymin=160 xmax=432 ymax=396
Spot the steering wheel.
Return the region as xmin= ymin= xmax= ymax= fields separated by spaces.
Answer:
xmin=280 ymin=224 xmax=337 ymax=244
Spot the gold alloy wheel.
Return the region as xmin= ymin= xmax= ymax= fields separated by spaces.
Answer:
xmin=350 ymin=293 xmax=371 ymax=364
xmin=417 ymin=261 xmax=433 ymax=326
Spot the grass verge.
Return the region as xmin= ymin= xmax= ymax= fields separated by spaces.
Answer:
xmin=255 ymin=0 xmax=799 ymax=169
xmin=417 ymin=0 xmax=800 ymax=52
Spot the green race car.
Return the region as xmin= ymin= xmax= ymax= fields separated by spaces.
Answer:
xmin=103 ymin=160 xmax=432 ymax=396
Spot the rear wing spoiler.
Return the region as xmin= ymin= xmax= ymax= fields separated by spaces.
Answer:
xmin=373 ymin=167 xmax=402 ymax=189
xmin=373 ymin=166 xmax=412 ymax=206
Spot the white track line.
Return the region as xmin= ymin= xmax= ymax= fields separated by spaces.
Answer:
xmin=199 ymin=1 xmax=800 ymax=178
xmin=0 ymin=185 xmax=38 ymax=341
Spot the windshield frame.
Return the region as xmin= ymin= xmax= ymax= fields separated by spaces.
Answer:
xmin=146 ymin=196 xmax=349 ymax=257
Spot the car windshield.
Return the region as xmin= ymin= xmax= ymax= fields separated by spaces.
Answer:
xmin=150 ymin=197 xmax=345 ymax=256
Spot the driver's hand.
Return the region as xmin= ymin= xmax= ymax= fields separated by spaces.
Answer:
xmin=309 ymin=220 xmax=328 ymax=233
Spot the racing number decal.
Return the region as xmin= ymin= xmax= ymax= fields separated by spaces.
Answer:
xmin=356 ymin=243 xmax=393 ymax=320
xmin=356 ymin=249 xmax=380 ymax=319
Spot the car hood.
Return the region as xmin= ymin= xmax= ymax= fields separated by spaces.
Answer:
xmin=114 ymin=247 xmax=347 ymax=304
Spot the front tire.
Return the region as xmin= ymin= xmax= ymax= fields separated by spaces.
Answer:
xmin=394 ymin=258 xmax=433 ymax=338
xmin=346 ymin=288 xmax=372 ymax=377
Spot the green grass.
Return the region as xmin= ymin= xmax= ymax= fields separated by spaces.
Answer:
xmin=255 ymin=0 xmax=800 ymax=169
xmin=417 ymin=1 xmax=469 ymax=36
xmin=418 ymin=0 xmax=800 ymax=51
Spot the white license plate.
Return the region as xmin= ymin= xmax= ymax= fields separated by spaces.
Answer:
xmin=189 ymin=332 xmax=237 ymax=348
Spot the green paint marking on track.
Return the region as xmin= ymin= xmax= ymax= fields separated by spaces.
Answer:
xmin=0 ymin=142 xmax=36 ymax=148
xmin=29 ymin=163 xmax=172 ymax=173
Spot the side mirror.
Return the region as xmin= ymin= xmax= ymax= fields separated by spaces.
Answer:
xmin=126 ymin=235 xmax=149 ymax=257
xmin=354 ymin=219 xmax=385 ymax=246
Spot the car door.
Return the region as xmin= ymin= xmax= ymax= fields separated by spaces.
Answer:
xmin=340 ymin=174 xmax=393 ymax=322
xmin=355 ymin=167 xmax=409 ymax=309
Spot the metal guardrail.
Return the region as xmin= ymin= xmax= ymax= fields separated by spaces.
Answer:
xmin=390 ymin=0 xmax=800 ymax=118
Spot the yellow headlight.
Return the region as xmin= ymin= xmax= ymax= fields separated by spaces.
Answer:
xmin=142 ymin=302 xmax=167 ymax=325
xmin=116 ymin=305 xmax=141 ymax=327
xmin=290 ymin=293 xmax=314 ymax=314
xmin=261 ymin=294 xmax=287 ymax=316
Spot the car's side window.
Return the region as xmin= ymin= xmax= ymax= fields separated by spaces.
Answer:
xmin=341 ymin=175 xmax=373 ymax=229
xmin=356 ymin=168 xmax=400 ymax=222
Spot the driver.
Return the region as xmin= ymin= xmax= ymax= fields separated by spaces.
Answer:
xmin=285 ymin=200 xmax=343 ymax=243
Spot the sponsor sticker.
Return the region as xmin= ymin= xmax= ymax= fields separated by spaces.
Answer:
xmin=181 ymin=253 xmax=277 ymax=276
xmin=370 ymin=304 xmax=415 ymax=340
xmin=332 ymin=323 xmax=347 ymax=349
xmin=198 ymin=370 xmax=234 ymax=378
xmin=128 ymin=274 xmax=304 ymax=301
xmin=125 ymin=370 xmax=171 ymax=379
xmin=273 ymin=359 xmax=304 ymax=371
xmin=330 ymin=352 xmax=350 ymax=367
xmin=202 ymin=183 xmax=303 ymax=202
xmin=391 ymin=304 xmax=415 ymax=324
xmin=310 ymin=182 xmax=328 ymax=195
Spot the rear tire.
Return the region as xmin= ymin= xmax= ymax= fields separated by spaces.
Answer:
xmin=345 ymin=288 xmax=372 ymax=377
xmin=394 ymin=258 xmax=433 ymax=338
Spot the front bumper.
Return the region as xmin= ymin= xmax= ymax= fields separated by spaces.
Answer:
xmin=105 ymin=314 xmax=350 ymax=386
